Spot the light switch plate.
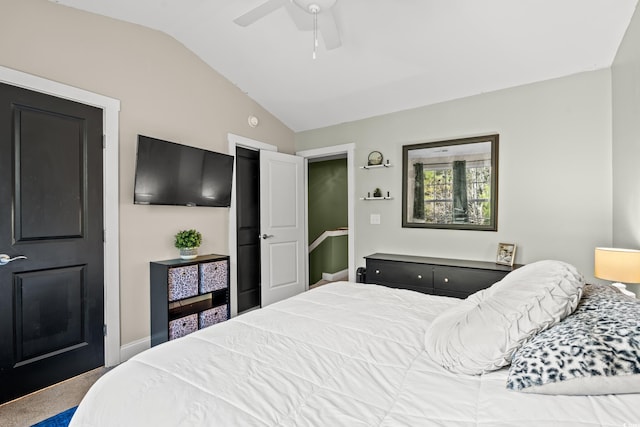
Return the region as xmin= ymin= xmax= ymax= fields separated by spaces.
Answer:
xmin=370 ymin=213 xmax=381 ymax=225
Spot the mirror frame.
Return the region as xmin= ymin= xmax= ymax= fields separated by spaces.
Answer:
xmin=401 ymin=134 xmax=499 ymax=231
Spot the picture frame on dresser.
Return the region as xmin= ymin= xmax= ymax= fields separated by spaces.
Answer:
xmin=496 ymin=243 xmax=516 ymax=266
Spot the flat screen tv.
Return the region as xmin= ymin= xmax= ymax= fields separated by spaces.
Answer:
xmin=134 ymin=135 xmax=234 ymax=207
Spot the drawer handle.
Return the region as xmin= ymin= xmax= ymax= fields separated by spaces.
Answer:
xmin=444 ymin=277 xmax=449 ymax=283
xmin=375 ymin=270 xmax=380 ymax=274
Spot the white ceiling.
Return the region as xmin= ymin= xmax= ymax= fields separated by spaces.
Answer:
xmin=50 ymin=0 xmax=638 ymax=132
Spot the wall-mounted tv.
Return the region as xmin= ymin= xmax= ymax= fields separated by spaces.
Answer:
xmin=133 ymin=135 xmax=234 ymax=207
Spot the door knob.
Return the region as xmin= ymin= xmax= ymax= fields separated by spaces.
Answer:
xmin=0 ymin=254 xmax=27 ymax=265
xmin=259 ymin=234 xmax=274 ymax=240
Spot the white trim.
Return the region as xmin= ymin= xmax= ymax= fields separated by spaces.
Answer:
xmin=228 ymin=133 xmax=279 ymax=152
xmin=226 ymin=133 xmax=277 ymax=318
xmin=308 ymin=228 xmax=348 ymax=253
xmin=321 ymin=269 xmax=349 ymax=282
xmin=0 ymin=66 xmax=121 ymax=367
xmin=119 ymin=337 xmax=150 ymax=362
xmin=297 ymin=143 xmax=356 ymax=282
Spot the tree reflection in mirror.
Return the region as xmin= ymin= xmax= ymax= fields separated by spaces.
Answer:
xmin=402 ymin=134 xmax=498 ymax=231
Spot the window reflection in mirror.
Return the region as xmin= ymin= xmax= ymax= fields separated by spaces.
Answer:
xmin=402 ymin=134 xmax=498 ymax=231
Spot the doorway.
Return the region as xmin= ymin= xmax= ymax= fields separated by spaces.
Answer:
xmin=307 ymin=156 xmax=349 ymax=287
xmin=228 ymin=136 xmax=354 ymax=316
xmin=228 ymin=135 xmax=277 ymax=316
xmin=0 ymin=66 xmax=121 ymax=393
xmin=298 ymin=143 xmax=356 ymax=284
xmin=0 ymin=83 xmax=104 ymax=403
xmin=235 ymin=147 xmax=261 ymax=313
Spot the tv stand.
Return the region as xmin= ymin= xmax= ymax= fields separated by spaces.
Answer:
xmin=150 ymin=254 xmax=230 ymax=346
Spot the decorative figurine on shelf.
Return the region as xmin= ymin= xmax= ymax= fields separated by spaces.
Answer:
xmin=368 ymin=151 xmax=383 ymax=166
xmin=373 ymin=188 xmax=382 ymax=198
xmin=174 ymin=229 xmax=202 ymax=260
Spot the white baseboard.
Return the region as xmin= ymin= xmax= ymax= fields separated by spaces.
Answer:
xmin=322 ymin=269 xmax=349 ymax=282
xmin=119 ymin=336 xmax=150 ymax=363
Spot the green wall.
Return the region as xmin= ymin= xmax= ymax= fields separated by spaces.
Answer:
xmin=308 ymin=159 xmax=348 ymax=283
xmin=309 ymin=235 xmax=349 ymax=285
xmin=308 ymin=159 xmax=348 ymax=241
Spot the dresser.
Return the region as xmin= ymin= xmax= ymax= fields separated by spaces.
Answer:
xmin=364 ymin=253 xmax=521 ymax=298
xmin=150 ymin=254 xmax=230 ymax=346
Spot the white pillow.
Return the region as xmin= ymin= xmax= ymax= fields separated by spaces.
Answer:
xmin=424 ymin=260 xmax=584 ymax=375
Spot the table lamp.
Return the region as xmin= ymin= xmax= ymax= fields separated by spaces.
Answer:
xmin=594 ymin=247 xmax=640 ymax=297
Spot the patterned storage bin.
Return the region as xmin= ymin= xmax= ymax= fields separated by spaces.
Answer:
xmin=169 ymin=313 xmax=198 ymax=340
xmin=199 ymin=304 xmax=228 ymax=329
xmin=199 ymin=261 xmax=228 ymax=293
xmin=168 ymin=265 xmax=199 ymax=302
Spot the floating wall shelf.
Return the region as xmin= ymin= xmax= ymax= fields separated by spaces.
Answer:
xmin=360 ymin=196 xmax=394 ymax=201
xmin=360 ymin=163 xmax=392 ymax=170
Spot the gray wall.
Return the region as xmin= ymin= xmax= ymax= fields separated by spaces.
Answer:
xmin=296 ymin=70 xmax=613 ymax=284
xmin=612 ymin=5 xmax=640 ymax=295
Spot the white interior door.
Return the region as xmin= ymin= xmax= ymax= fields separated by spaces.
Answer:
xmin=260 ymin=151 xmax=306 ymax=307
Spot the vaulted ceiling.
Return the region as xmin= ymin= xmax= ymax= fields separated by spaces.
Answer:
xmin=50 ymin=0 xmax=638 ymax=132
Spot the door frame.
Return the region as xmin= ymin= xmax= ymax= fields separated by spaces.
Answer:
xmin=0 ymin=66 xmax=121 ymax=367
xmin=297 ymin=144 xmax=356 ymax=282
xmin=227 ymin=133 xmax=277 ymax=317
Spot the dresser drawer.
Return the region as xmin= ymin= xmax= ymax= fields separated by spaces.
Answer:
xmin=199 ymin=260 xmax=228 ymax=293
xmin=364 ymin=253 xmax=520 ymax=300
xmin=199 ymin=304 xmax=228 ymax=328
xmin=168 ymin=265 xmax=199 ymax=301
xmin=433 ymin=267 xmax=507 ymax=298
xmin=366 ymin=259 xmax=433 ymax=293
xmin=169 ymin=313 xmax=198 ymax=340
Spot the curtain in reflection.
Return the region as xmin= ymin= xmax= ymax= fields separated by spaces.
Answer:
xmin=453 ymin=160 xmax=468 ymax=222
xmin=413 ymin=163 xmax=425 ymax=220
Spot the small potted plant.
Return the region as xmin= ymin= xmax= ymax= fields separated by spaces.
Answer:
xmin=174 ymin=229 xmax=202 ymax=260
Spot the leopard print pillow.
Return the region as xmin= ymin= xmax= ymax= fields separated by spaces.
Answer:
xmin=506 ymin=283 xmax=640 ymax=395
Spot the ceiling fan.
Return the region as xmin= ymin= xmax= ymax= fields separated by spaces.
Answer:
xmin=234 ymin=0 xmax=341 ymax=51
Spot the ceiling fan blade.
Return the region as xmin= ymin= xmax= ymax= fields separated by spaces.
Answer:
xmin=234 ymin=0 xmax=288 ymax=27
xmin=318 ymin=11 xmax=341 ymax=50
xmin=284 ymin=2 xmax=313 ymax=31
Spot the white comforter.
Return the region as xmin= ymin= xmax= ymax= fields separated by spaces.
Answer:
xmin=71 ymin=282 xmax=640 ymax=426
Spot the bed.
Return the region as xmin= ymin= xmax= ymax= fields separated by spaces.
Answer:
xmin=70 ymin=261 xmax=640 ymax=426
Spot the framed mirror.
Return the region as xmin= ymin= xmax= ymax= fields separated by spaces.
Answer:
xmin=402 ymin=134 xmax=498 ymax=231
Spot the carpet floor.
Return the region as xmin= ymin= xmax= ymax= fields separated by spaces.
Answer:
xmin=0 ymin=368 xmax=107 ymax=427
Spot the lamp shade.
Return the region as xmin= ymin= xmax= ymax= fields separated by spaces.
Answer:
xmin=594 ymin=247 xmax=640 ymax=283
